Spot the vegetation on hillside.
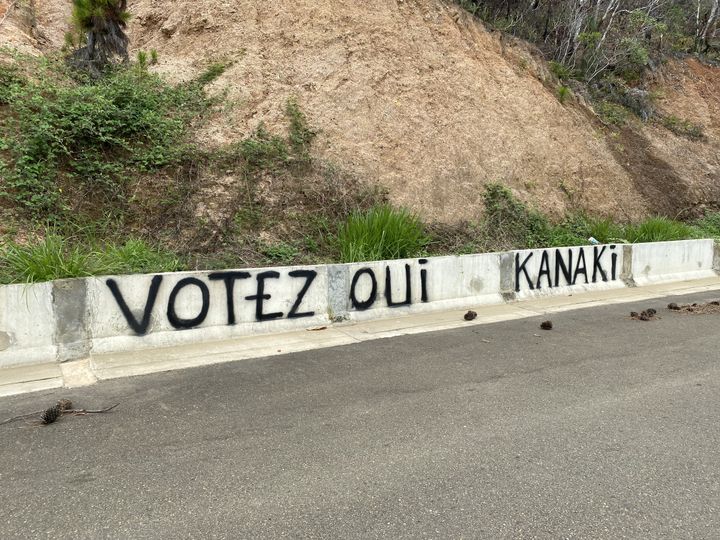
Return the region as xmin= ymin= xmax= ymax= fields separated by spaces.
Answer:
xmin=459 ymin=0 xmax=717 ymax=132
xmin=0 ymin=2 xmax=718 ymax=283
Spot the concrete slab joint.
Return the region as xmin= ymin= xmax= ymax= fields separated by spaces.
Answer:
xmin=713 ymin=241 xmax=720 ymax=274
xmin=52 ymin=279 xmax=91 ymax=363
xmin=622 ymin=245 xmax=636 ymax=287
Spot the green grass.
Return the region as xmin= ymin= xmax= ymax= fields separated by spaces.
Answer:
xmin=624 ymin=216 xmax=698 ymax=243
xmin=337 ymin=205 xmax=429 ymax=263
xmin=0 ymin=234 xmax=183 ymax=284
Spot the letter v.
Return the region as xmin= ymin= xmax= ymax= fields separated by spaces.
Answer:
xmin=106 ymin=276 xmax=163 ymax=335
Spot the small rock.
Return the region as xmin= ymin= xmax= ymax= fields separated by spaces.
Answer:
xmin=639 ymin=313 xmax=650 ymax=321
xmin=540 ymin=320 xmax=553 ymax=330
xmin=464 ymin=310 xmax=477 ymax=321
xmin=646 ymin=308 xmax=657 ymax=316
xmin=630 ymin=311 xmax=639 ymax=318
xmin=667 ymin=303 xmax=680 ymax=310
xmin=710 ymin=301 xmax=720 ymax=306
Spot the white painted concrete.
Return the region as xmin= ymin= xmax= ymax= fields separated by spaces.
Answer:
xmin=0 ymin=283 xmax=57 ymax=369
xmin=86 ymin=265 xmax=330 ymax=354
xmin=631 ymin=239 xmax=716 ymax=286
xmin=338 ymin=254 xmax=504 ymax=321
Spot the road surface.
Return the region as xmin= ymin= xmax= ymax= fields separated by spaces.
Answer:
xmin=2 ymin=291 xmax=720 ymax=539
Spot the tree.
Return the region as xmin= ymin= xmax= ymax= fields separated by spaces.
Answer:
xmin=68 ymin=0 xmax=130 ymax=76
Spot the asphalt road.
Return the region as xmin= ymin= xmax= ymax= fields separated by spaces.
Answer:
xmin=2 ymin=291 xmax=720 ymax=539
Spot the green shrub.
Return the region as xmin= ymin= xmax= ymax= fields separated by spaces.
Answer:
xmin=548 ymin=214 xmax=627 ymax=247
xmin=337 ymin=205 xmax=428 ymax=263
xmin=549 ymin=61 xmax=572 ymax=81
xmin=286 ymin=97 xmax=316 ymax=162
xmin=261 ymin=242 xmax=300 ymax=264
xmin=595 ymin=101 xmax=630 ymax=126
xmin=136 ymin=50 xmax=148 ymax=69
xmin=0 ymin=54 xmax=214 ymax=217
xmin=691 ymin=212 xmax=720 ymax=238
xmin=482 ymin=183 xmax=551 ymax=249
xmin=624 ymin=217 xmax=697 ymax=243
xmin=557 ymin=85 xmax=571 ymax=104
xmin=659 ymin=115 xmax=704 ymax=140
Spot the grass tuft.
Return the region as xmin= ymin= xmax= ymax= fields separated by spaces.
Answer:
xmin=337 ymin=205 xmax=429 ymax=263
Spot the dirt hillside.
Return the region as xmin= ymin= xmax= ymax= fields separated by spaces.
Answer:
xmin=2 ymin=0 xmax=719 ymax=223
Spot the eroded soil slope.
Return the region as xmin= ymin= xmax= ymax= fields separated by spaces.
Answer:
xmin=2 ymin=0 xmax=719 ymax=223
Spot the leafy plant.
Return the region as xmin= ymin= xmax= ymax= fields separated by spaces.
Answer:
xmin=337 ymin=205 xmax=429 ymax=263
xmin=261 ymin=242 xmax=300 ymax=264
xmin=659 ymin=115 xmax=704 ymax=140
xmin=549 ymin=61 xmax=572 ymax=81
xmin=0 ymin=54 xmax=213 ymax=217
xmin=286 ymin=97 xmax=316 ymax=162
xmin=595 ymin=101 xmax=630 ymax=126
xmin=557 ymin=85 xmax=571 ymax=104
xmin=482 ymin=183 xmax=551 ymax=249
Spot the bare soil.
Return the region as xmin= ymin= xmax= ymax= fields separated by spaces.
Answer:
xmin=2 ymin=0 xmax=719 ymax=225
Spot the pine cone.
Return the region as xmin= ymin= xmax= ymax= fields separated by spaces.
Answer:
xmin=57 ymin=399 xmax=73 ymax=412
xmin=40 ymin=405 xmax=61 ymax=424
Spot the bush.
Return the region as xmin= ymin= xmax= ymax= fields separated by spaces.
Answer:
xmin=337 ymin=205 xmax=428 ymax=263
xmin=549 ymin=61 xmax=572 ymax=81
xmin=557 ymin=85 xmax=571 ymax=104
xmin=482 ymin=183 xmax=551 ymax=249
xmin=594 ymin=101 xmax=631 ymax=126
xmin=0 ymin=54 xmax=214 ymax=218
xmin=548 ymin=214 xmax=627 ymax=247
xmin=691 ymin=212 xmax=720 ymax=238
xmin=659 ymin=115 xmax=704 ymax=140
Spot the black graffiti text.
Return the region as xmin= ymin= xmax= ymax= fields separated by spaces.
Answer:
xmin=515 ymin=246 xmax=618 ymax=292
xmin=350 ymin=259 xmax=429 ymax=311
xmin=107 ymin=269 xmax=318 ymax=335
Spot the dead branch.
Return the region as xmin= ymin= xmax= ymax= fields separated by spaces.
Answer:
xmin=1 ymin=403 xmax=119 ymax=426
xmin=0 ymin=410 xmax=45 ymax=425
xmin=65 ymin=404 xmax=120 ymax=415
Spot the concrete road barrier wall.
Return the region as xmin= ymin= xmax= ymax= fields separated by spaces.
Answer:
xmin=1 ymin=240 xmax=717 ymax=369
xmin=630 ymin=239 xmax=716 ymax=286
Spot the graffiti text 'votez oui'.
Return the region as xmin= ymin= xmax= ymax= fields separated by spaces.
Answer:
xmin=515 ymin=245 xmax=619 ymax=292
xmin=106 ymin=260 xmax=432 ymax=336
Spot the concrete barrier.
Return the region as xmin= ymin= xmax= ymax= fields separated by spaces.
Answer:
xmin=0 ymin=283 xmax=56 ymax=368
xmin=332 ymin=254 xmax=504 ymax=322
xmin=630 ymin=239 xmax=716 ymax=286
xmin=0 ymin=239 xmax=717 ymax=370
